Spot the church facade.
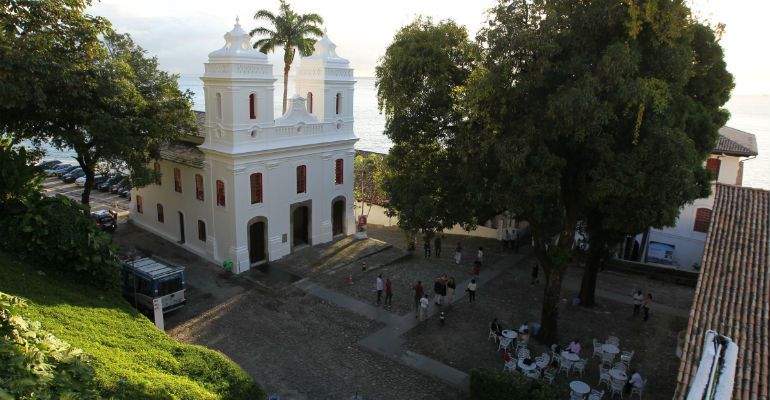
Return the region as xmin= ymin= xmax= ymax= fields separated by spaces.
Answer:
xmin=130 ymin=20 xmax=358 ymax=273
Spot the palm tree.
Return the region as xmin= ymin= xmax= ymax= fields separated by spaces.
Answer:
xmin=250 ymin=0 xmax=323 ymax=115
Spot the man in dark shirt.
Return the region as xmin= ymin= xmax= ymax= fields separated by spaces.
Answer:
xmin=413 ymin=281 xmax=423 ymax=317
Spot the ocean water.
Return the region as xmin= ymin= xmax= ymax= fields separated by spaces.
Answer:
xmin=34 ymin=75 xmax=770 ymax=190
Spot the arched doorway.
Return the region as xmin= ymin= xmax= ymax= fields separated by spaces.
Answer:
xmin=248 ymin=217 xmax=268 ymax=265
xmin=332 ymin=197 xmax=345 ymax=237
xmin=290 ymin=200 xmax=312 ymax=252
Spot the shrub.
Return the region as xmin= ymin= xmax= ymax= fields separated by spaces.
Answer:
xmin=0 ymin=194 xmax=119 ymax=288
xmin=1 ymin=291 xmax=101 ymax=399
xmin=469 ymin=368 xmax=567 ymax=400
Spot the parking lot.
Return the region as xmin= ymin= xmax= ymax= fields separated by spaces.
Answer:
xmin=41 ymin=176 xmax=131 ymax=217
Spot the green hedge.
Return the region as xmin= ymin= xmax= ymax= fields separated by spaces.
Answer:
xmin=0 ymin=251 xmax=264 ymax=400
xmin=470 ymin=368 xmax=567 ymax=400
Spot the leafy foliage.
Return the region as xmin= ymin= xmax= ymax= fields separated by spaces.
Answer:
xmin=249 ymin=0 xmax=323 ymax=114
xmin=1 ymin=291 xmax=101 ymax=400
xmin=0 ymin=137 xmax=43 ymax=211
xmin=0 ymin=252 xmax=265 ymax=399
xmin=0 ymin=194 xmax=119 ymax=287
xmin=353 ymin=153 xmax=385 ymax=216
xmin=469 ymin=368 xmax=566 ymax=400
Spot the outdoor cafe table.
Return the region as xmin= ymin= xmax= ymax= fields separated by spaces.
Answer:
xmin=501 ymin=329 xmax=518 ymax=339
xmin=569 ymin=380 xmax=591 ymax=396
xmin=561 ymin=351 xmax=580 ymax=362
xmin=518 ymin=359 xmax=537 ymax=371
xmin=609 ymin=369 xmax=628 ymax=381
xmin=602 ymin=343 xmax=620 ymax=355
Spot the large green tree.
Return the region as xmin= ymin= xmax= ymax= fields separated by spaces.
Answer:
xmin=461 ymin=0 xmax=731 ymax=342
xmin=250 ymin=0 xmax=323 ymax=115
xmin=375 ymin=18 xmax=482 ymax=238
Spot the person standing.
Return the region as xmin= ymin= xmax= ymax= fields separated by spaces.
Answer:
xmin=376 ymin=274 xmax=383 ymax=305
xmin=446 ymin=277 xmax=456 ymax=305
xmin=419 ymin=294 xmax=430 ymax=321
xmin=384 ymin=278 xmax=392 ymax=308
xmin=455 ymin=243 xmax=462 ymax=264
xmin=473 ymin=260 xmax=481 ymax=277
xmin=467 ymin=279 xmax=477 ymax=303
xmin=477 ymin=247 xmax=484 ymax=263
xmin=424 ymin=240 xmax=431 ymax=259
xmin=440 ymin=274 xmax=448 ymax=304
xmin=433 ymin=277 xmax=443 ymax=305
xmin=643 ymin=293 xmax=652 ymax=321
xmin=632 ymin=290 xmax=644 ymax=316
xmin=434 ymin=235 xmax=442 ymax=258
xmin=413 ymin=281 xmax=424 ymax=317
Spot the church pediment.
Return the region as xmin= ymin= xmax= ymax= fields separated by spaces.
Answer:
xmin=275 ymin=95 xmax=319 ymax=126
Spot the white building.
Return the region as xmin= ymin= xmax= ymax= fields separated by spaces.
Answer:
xmin=619 ymin=127 xmax=758 ymax=269
xmin=131 ymin=20 xmax=358 ymax=273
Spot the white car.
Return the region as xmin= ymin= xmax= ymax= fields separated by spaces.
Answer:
xmin=75 ymin=176 xmax=87 ymax=186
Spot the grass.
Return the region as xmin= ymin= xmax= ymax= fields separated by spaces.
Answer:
xmin=0 ymin=251 xmax=265 ymax=400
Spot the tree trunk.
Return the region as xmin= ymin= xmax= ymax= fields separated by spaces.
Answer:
xmin=76 ymin=155 xmax=94 ymax=206
xmin=282 ymin=63 xmax=290 ymax=115
xmin=578 ymin=243 xmax=602 ymax=307
xmin=540 ymin=259 xmax=565 ymax=345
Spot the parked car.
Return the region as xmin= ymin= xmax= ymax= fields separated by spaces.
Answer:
xmin=111 ymin=178 xmax=128 ymax=194
xmin=45 ymin=163 xmax=72 ymax=175
xmin=56 ymin=164 xmax=80 ymax=177
xmin=63 ymin=169 xmax=85 ymax=183
xmin=118 ymin=184 xmax=132 ymax=197
xmin=91 ymin=210 xmax=117 ymax=232
xmin=37 ymin=160 xmax=61 ymax=168
xmin=91 ymin=175 xmax=107 ymax=188
xmin=98 ymin=176 xmax=119 ymax=191
xmin=120 ymin=257 xmax=186 ymax=316
xmin=75 ymin=174 xmax=104 ymax=187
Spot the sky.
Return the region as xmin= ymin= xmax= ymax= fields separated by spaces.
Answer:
xmin=87 ymin=0 xmax=769 ymax=95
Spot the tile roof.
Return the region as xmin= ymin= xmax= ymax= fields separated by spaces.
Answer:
xmin=190 ymin=111 xmax=206 ymax=138
xmin=714 ymin=126 xmax=758 ymax=157
xmin=675 ymin=184 xmax=770 ymax=399
xmin=159 ymin=141 xmax=205 ymax=169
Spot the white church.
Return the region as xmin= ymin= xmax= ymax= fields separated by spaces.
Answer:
xmin=131 ymin=19 xmax=358 ymax=274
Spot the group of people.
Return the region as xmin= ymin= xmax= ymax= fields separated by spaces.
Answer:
xmin=632 ymin=290 xmax=653 ymax=321
xmin=375 ymin=274 xmax=392 ymax=308
xmin=423 ymin=235 xmax=443 ymax=259
xmin=502 ymin=229 xmax=520 ymax=253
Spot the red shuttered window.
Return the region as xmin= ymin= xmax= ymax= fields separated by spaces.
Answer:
xmin=250 ymin=173 xmax=263 ymax=204
xmin=306 ymin=92 xmax=313 ymax=113
xmin=216 ymin=180 xmax=225 ymax=207
xmin=136 ymin=196 xmax=143 ymax=214
xmin=174 ymin=168 xmax=182 ymax=193
xmin=706 ymin=158 xmax=721 ymax=181
xmin=154 ymin=162 xmax=161 ymax=185
xmin=335 ymin=158 xmax=343 ymax=184
xmin=195 ymin=174 xmax=204 ymax=201
xmin=693 ymin=208 xmax=712 ymax=233
xmin=296 ymin=165 xmax=306 ymax=194
xmin=249 ymin=94 xmax=257 ymax=119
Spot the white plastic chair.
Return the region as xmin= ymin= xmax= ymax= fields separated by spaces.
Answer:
xmin=541 ymin=367 xmax=557 ymax=383
xmin=559 ymin=357 xmax=573 ymax=376
xmin=518 ymin=348 xmax=531 ymax=360
xmin=570 ymin=391 xmax=585 ymax=400
xmin=503 ymin=358 xmax=517 ymax=373
xmin=630 ymin=378 xmax=647 ymax=399
xmin=593 ymin=338 xmax=603 ymax=360
xmin=606 ymin=335 xmax=620 ymax=346
xmin=612 ymin=362 xmax=627 ymax=374
xmin=571 ymin=358 xmax=587 ymax=377
xmin=588 ymin=388 xmax=605 ymax=400
xmin=601 ymin=350 xmax=615 ymax=366
xmin=536 ymin=353 xmax=550 ymax=369
xmin=598 ymin=364 xmax=611 ymax=388
xmin=620 ymin=350 xmax=635 ymax=366
xmin=609 ymin=377 xmax=625 ymax=399
xmin=488 ymin=328 xmax=498 ymax=343
xmin=524 ymin=368 xmax=540 ymax=379
xmin=498 ymin=337 xmax=512 ymax=352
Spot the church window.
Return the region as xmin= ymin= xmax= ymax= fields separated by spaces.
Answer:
xmin=250 ymin=173 xmax=263 ymax=204
xmin=297 ymin=165 xmax=306 ymax=194
xmin=307 ymin=92 xmax=313 ymax=113
xmin=157 ymin=204 xmax=164 ymax=223
xmin=249 ymin=94 xmax=257 ymax=119
xmin=216 ymin=93 xmax=222 ymax=120
xmin=216 ymin=180 xmax=226 ymax=207
xmin=154 ymin=162 xmax=161 ymax=185
xmin=693 ymin=208 xmax=712 ymax=233
xmin=198 ymin=220 xmax=206 ymax=242
xmin=335 ymin=93 xmax=342 ymax=115
xmin=706 ymin=158 xmax=721 ymax=181
xmin=174 ymin=168 xmax=182 ymax=193
xmin=195 ymin=174 xmax=204 ymax=201
xmin=136 ymin=196 xmax=143 ymax=213
xmin=335 ymin=158 xmax=343 ymax=184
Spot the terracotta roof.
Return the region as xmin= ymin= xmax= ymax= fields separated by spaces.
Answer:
xmin=714 ymin=126 xmax=758 ymax=157
xmin=675 ymin=184 xmax=770 ymax=399
xmin=191 ymin=111 xmax=206 ymax=138
xmin=159 ymin=141 xmax=205 ymax=169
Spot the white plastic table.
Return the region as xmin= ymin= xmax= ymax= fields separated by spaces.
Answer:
xmin=602 ymin=343 xmax=620 ymax=354
xmin=518 ymin=359 xmax=537 ymax=371
xmin=501 ymin=329 xmax=518 ymax=339
xmin=610 ymin=369 xmax=628 ymax=381
xmin=562 ymin=351 xmax=580 ymax=361
xmin=570 ymin=380 xmax=591 ymax=395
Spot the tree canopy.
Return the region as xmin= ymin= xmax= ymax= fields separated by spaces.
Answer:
xmin=250 ymin=0 xmax=323 ymax=115
xmin=376 ymin=0 xmax=733 ymax=343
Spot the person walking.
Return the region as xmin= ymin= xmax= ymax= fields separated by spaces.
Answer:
xmin=413 ymin=281 xmax=424 ymax=317
xmin=632 ymin=290 xmax=644 ymax=316
xmin=446 ymin=277 xmax=456 ymax=305
xmin=455 ymin=243 xmax=462 ymax=264
xmin=467 ymin=279 xmax=477 ymax=303
xmin=424 ymin=240 xmax=431 ymax=259
xmin=476 ymin=247 xmax=484 ymax=263
xmin=384 ymin=278 xmax=393 ymax=308
xmin=419 ymin=294 xmax=430 ymax=321
xmin=376 ymin=274 xmax=383 ymax=305
xmin=440 ymin=274 xmax=448 ymax=304
xmin=434 ymin=235 xmax=442 ymax=258
xmin=643 ymin=293 xmax=652 ymax=321
xmin=433 ymin=277 xmax=443 ymax=306
xmin=473 ymin=260 xmax=481 ymax=277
